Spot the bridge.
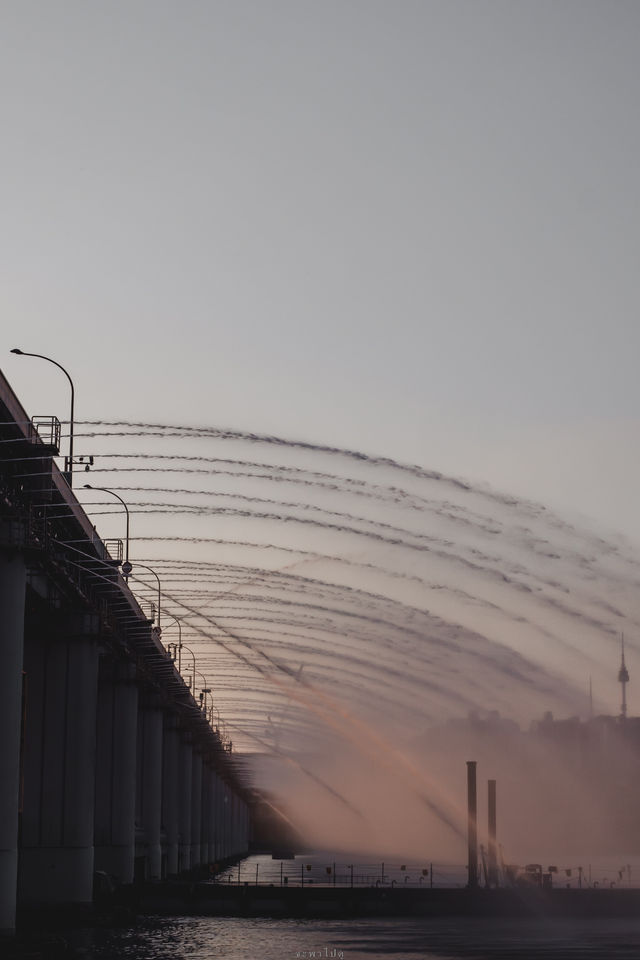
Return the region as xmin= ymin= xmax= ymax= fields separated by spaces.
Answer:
xmin=0 ymin=369 xmax=251 ymax=935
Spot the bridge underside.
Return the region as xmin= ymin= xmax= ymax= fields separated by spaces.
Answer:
xmin=0 ymin=371 xmax=251 ymax=935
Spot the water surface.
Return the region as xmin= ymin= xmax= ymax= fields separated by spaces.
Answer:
xmin=74 ymin=915 xmax=640 ymax=960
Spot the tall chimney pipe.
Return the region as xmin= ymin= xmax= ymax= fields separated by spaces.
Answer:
xmin=466 ymin=760 xmax=478 ymax=888
xmin=488 ymin=779 xmax=497 ymax=887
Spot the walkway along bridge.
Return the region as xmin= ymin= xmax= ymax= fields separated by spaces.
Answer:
xmin=0 ymin=369 xmax=251 ymax=935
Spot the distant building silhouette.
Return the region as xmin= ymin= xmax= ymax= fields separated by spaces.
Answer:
xmin=619 ymin=634 xmax=630 ymax=720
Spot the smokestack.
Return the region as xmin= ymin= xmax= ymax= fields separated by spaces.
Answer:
xmin=488 ymin=779 xmax=497 ymax=887
xmin=466 ymin=761 xmax=478 ymax=888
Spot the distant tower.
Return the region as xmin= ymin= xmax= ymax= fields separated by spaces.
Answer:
xmin=618 ymin=634 xmax=630 ymax=719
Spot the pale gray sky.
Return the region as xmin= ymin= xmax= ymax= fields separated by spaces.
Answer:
xmin=2 ymin=0 xmax=640 ymax=542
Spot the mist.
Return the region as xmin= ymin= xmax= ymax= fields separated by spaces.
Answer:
xmin=68 ymin=419 xmax=640 ymax=866
xmin=252 ymin=713 xmax=640 ymax=868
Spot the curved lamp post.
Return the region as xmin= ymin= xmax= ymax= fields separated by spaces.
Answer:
xmin=83 ymin=484 xmax=130 ymax=576
xmin=164 ymin=614 xmax=182 ymax=671
xmin=180 ymin=643 xmax=197 ymax=694
xmin=131 ymin=562 xmax=161 ymax=632
xmin=211 ymin=703 xmax=221 ymax=731
xmin=11 ymin=348 xmax=75 ymax=486
xmin=196 ymin=670 xmax=211 ymax=713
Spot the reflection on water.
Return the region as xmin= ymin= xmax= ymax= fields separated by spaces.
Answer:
xmin=73 ymin=915 xmax=640 ymax=960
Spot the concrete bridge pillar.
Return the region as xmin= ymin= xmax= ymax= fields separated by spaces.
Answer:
xmin=19 ymin=614 xmax=100 ymax=906
xmin=178 ymin=736 xmax=192 ymax=873
xmin=200 ymin=760 xmax=210 ymax=868
xmin=206 ymin=767 xmax=217 ymax=866
xmin=209 ymin=768 xmax=221 ymax=863
xmin=221 ymin=782 xmax=230 ymax=860
xmin=232 ymin=793 xmax=240 ymax=856
xmin=190 ymin=750 xmax=203 ymax=870
xmin=237 ymin=796 xmax=247 ymax=856
xmin=238 ymin=799 xmax=246 ymax=854
xmin=94 ymin=659 xmax=138 ymax=883
xmin=0 ymin=550 xmax=26 ymax=935
xmin=220 ymin=776 xmax=228 ymax=863
xmin=139 ymin=702 xmax=163 ymax=880
xmin=228 ymin=790 xmax=236 ymax=856
xmin=238 ymin=796 xmax=244 ymax=855
xmin=234 ymin=793 xmax=241 ymax=855
xmin=162 ymin=714 xmax=180 ymax=877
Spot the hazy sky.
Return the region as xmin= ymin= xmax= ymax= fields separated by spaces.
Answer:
xmin=2 ymin=0 xmax=640 ymax=542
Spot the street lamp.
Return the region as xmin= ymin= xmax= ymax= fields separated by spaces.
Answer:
xmin=211 ymin=703 xmax=221 ymax=731
xmin=83 ymin=484 xmax=130 ymax=576
xmin=180 ymin=643 xmax=197 ymax=694
xmin=197 ymin=670 xmax=211 ymax=713
xmin=11 ymin=348 xmax=76 ymax=487
xmin=132 ymin=562 xmax=161 ymax=632
xmin=164 ymin=614 xmax=182 ymax=671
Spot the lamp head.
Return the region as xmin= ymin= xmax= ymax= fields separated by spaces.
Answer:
xmin=10 ymin=348 xmax=23 ymax=355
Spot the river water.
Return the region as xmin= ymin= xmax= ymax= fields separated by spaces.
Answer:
xmin=68 ymin=914 xmax=640 ymax=960
xmin=60 ymin=852 xmax=640 ymax=959
xmin=16 ymin=853 xmax=640 ymax=959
